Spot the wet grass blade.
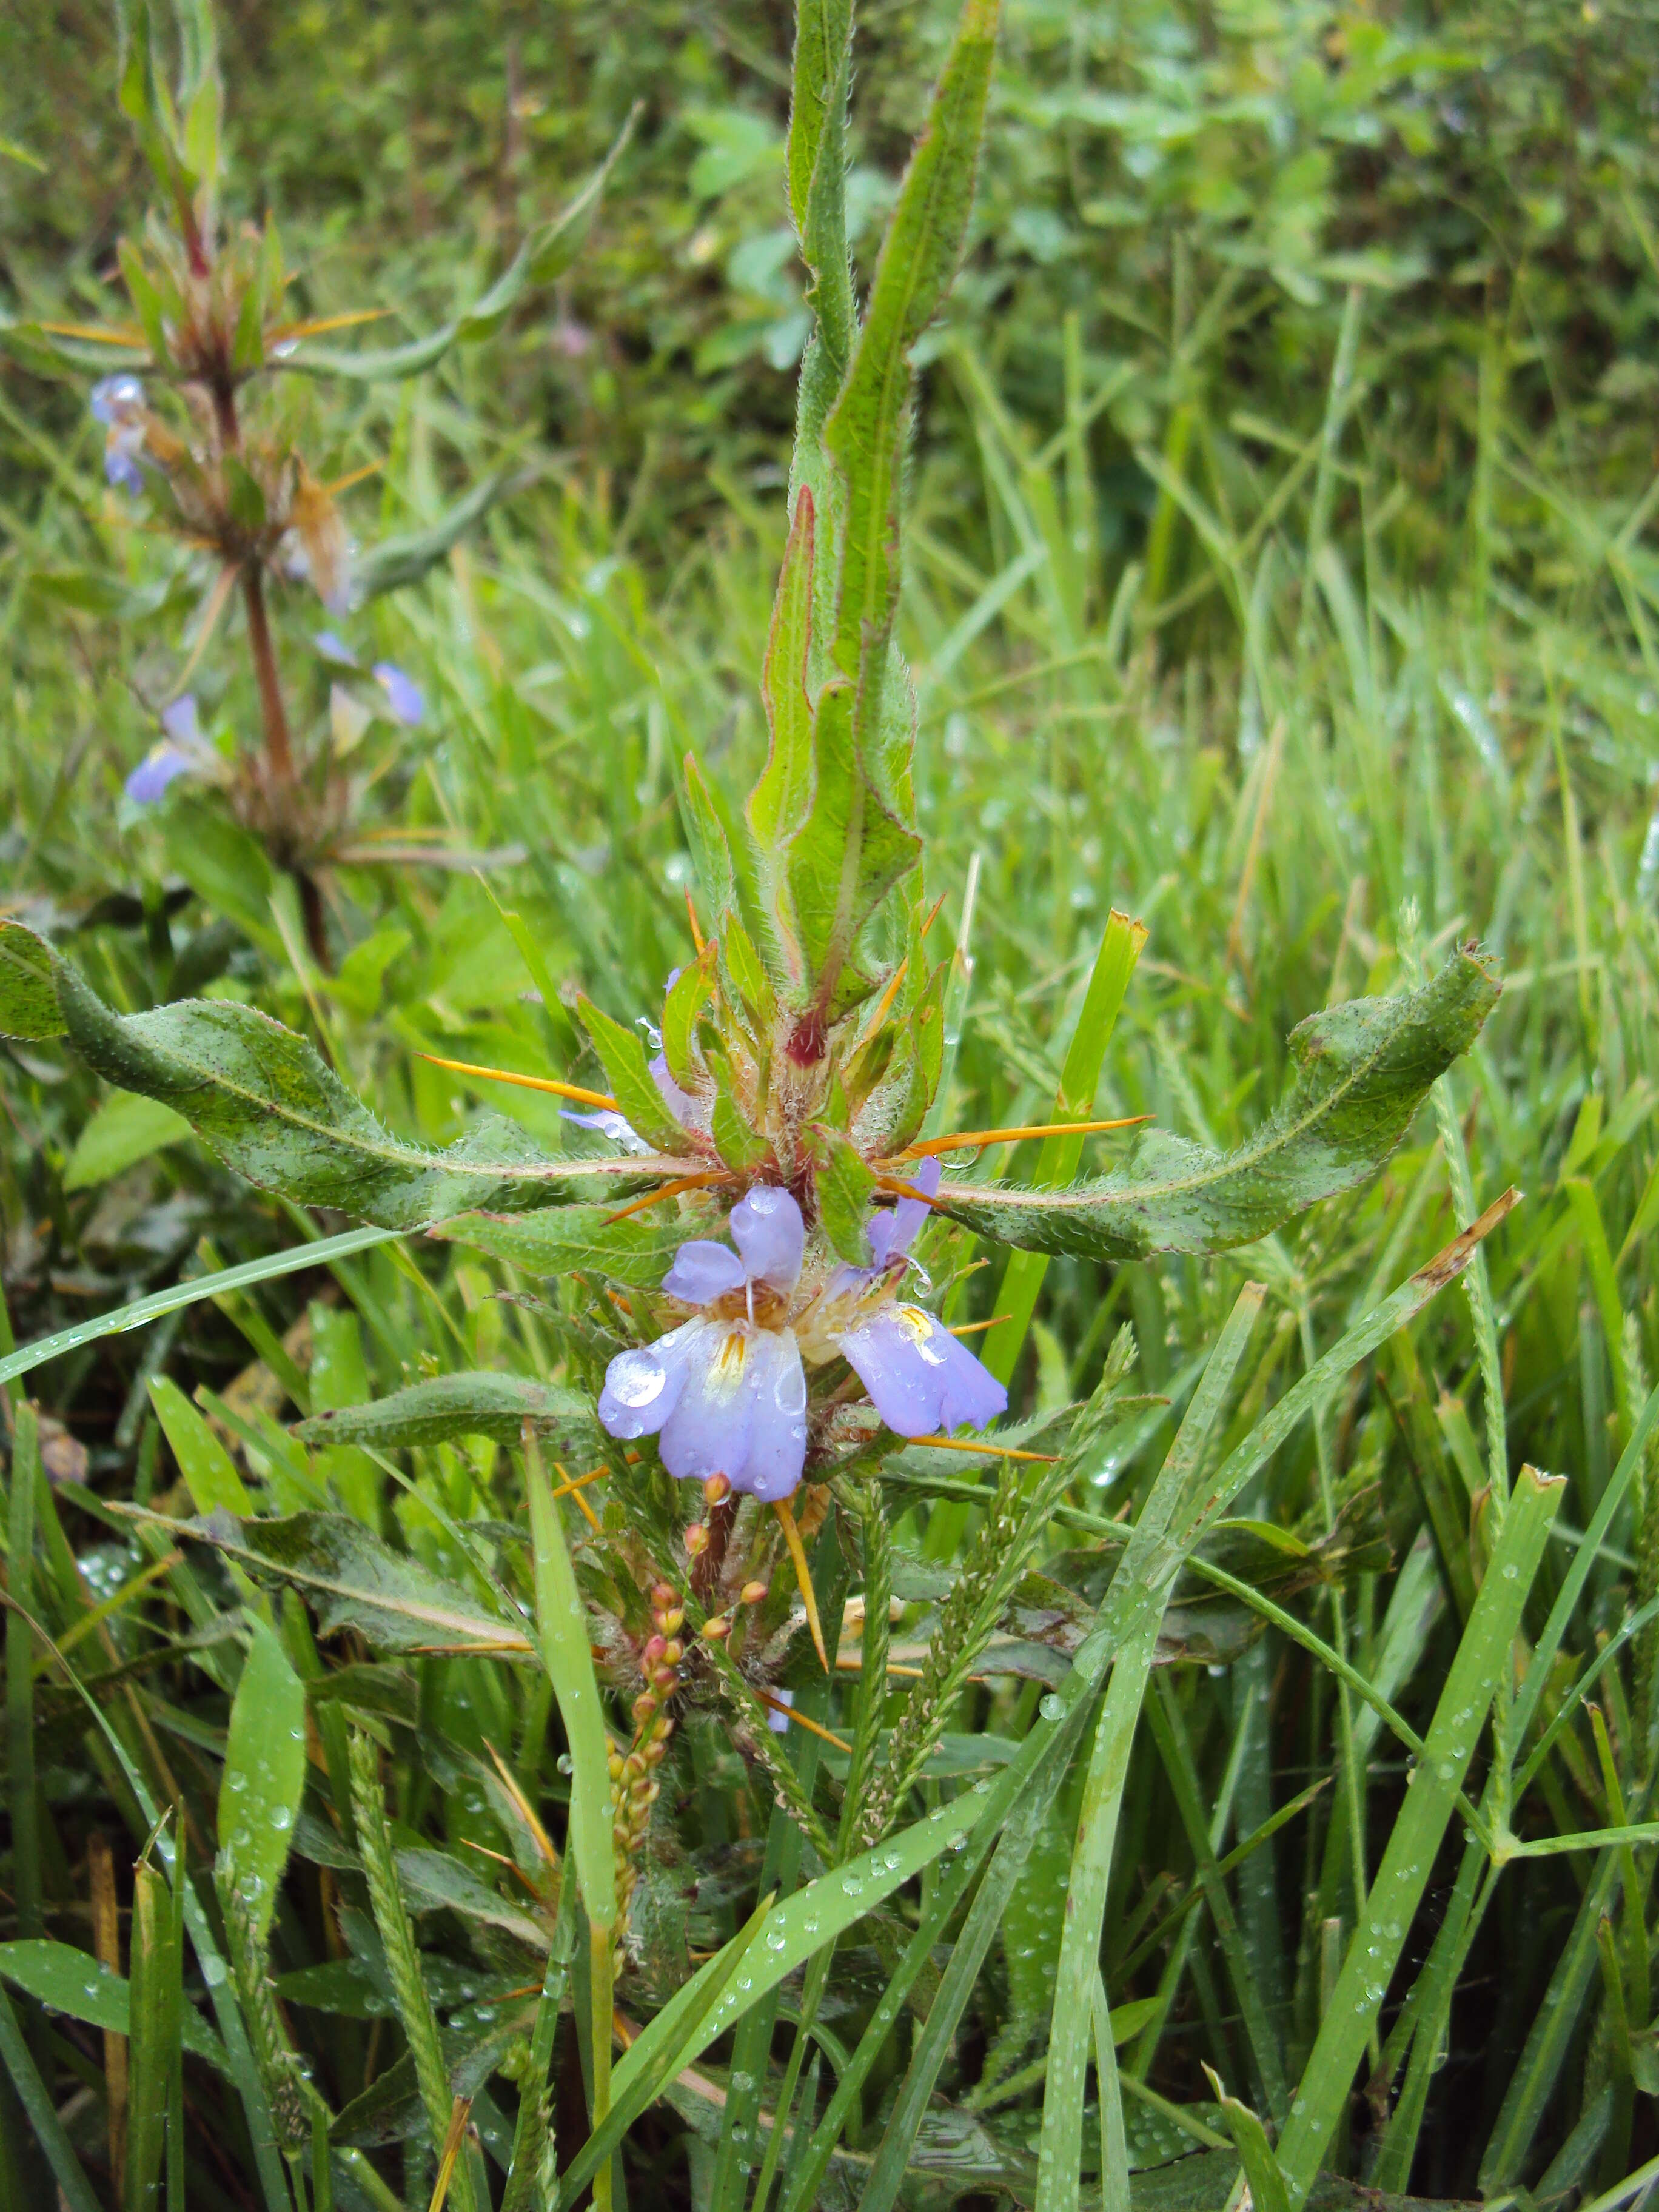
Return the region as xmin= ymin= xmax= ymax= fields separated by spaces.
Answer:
xmin=984 ymin=908 xmax=1145 ymax=1388
xmin=0 ymin=1224 xmax=400 ymax=1392
xmin=1036 ymin=1284 xmax=1264 ymax=2212
xmin=1276 ymin=1464 xmax=1566 ymax=2201
xmin=523 ymin=1426 xmax=615 ymax=1932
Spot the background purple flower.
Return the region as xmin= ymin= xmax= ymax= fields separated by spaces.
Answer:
xmin=91 ymin=374 xmax=147 ymax=495
xmin=373 ymin=662 xmax=424 ymax=725
xmin=124 ymin=695 xmax=212 ymax=805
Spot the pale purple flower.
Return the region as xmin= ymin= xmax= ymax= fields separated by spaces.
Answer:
xmin=803 ymin=1159 xmax=1008 ymax=1439
xmin=313 ymin=631 xmax=359 ymax=667
xmin=373 ymin=663 xmax=424 ymax=726
xmin=91 ymin=374 xmax=147 ymax=495
xmin=563 ymin=1105 xmax=652 ymax=1155
xmin=563 ymin=1050 xmax=709 ymax=1155
xmin=124 ymin=695 xmax=213 ymax=805
xmin=124 ymin=744 xmax=195 ymax=803
xmin=599 ymin=1186 xmax=809 ymax=1501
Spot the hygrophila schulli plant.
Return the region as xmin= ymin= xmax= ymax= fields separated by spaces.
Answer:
xmin=7 ymin=0 xmax=629 ymax=959
xmin=0 ymin=0 xmax=1506 ymax=2201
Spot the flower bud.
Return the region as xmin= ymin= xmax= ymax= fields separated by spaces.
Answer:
xmin=651 ymin=1581 xmax=679 ymax=1609
xmin=641 ymin=1634 xmax=668 ymax=1667
xmin=740 ymin=1581 xmax=769 ymax=1606
xmin=652 ymin=1663 xmax=680 ymax=1691
xmin=608 ymin=1754 xmax=625 ymax=1783
xmin=684 ymin=1523 xmax=710 ymax=1557
xmin=643 ymin=1738 xmax=668 ymax=1765
xmin=651 ymin=1714 xmax=674 ymax=1743
xmin=659 ymin=1606 xmax=685 ymax=1635
xmin=632 ymin=1691 xmax=658 ymax=1723
xmin=703 ymin=1473 xmax=732 ymax=1506
xmin=661 ymin=1638 xmax=684 ymax=1666
xmin=701 ymin=1615 xmax=730 ymax=1641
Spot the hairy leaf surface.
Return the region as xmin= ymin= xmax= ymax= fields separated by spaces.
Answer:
xmin=935 ymin=953 xmax=1500 ymax=1259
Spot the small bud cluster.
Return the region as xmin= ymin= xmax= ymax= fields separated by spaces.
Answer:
xmin=607 ymin=1578 xmax=683 ymax=1940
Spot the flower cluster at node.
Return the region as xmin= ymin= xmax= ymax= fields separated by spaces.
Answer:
xmin=597 ymin=1166 xmax=1007 ymax=1500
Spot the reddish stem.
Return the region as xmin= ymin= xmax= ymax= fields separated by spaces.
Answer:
xmin=241 ymin=563 xmax=295 ymax=785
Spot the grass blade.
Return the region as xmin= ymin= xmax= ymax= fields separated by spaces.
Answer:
xmin=984 ymin=908 xmax=1146 ymax=1388
xmin=1276 ymin=1464 xmax=1566 ymax=2201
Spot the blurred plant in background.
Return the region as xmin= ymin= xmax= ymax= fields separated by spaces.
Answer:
xmin=4 ymin=0 xmax=630 ymax=967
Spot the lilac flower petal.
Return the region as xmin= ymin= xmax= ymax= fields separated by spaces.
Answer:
xmin=929 ymin=1322 xmax=1011 ymax=1431
xmin=732 ymin=1328 xmax=808 ymax=1500
xmin=835 ymin=1304 xmax=1007 ymax=1438
xmin=373 ymin=662 xmax=424 ymax=726
xmin=160 ymin=694 xmax=202 ymax=747
xmin=598 ymin=1318 xmax=702 ymax=1440
xmin=662 ymin=1240 xmax=747 ymax=1305
xmin=90 ymin=374 xmax=143 ymax=424
xmin=561 ymin=1107 xmax=649 ymax=1154
xmin=106 ymin=447 xmax=146 ymax=495
xmin=313 ymin=631 xmax=359 ymax=668
xmin=869 ymin=1156 xmax=941 ymax=1267
xmin=124 ymin=743 xmax=196 ymax=805
xmin=650 ymin=1052 xmax=706 ymax=1136
xmin=657 ymin=1322 xmax=757 ymax=1485
xmin=766 ymin=1686 xmax=794 ymax=1735
xmin=729 ymin=1185 xmax=804 ymax=1292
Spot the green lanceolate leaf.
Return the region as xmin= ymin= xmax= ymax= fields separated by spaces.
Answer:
xmin=936 ymin=951 xmax=1500 ymax=1260
xmin=282 ymin=109 xmax=636 ymax=382
xmin=126 ymin=1508 xmax=534 ymax=1658
xmin=750 ymin=484 xmax=819 ymax=949
xmin=824 ymin=0 xmax=997 ymax=696
xmin=216 ymin=1620 xmax=306 ymax=1951
xmin=575 ymin=993 xmax=692 ymax=1155
xmin=786 ymin=0 xmax=852 ymax=240
xmin=292 ymin=1371 xmax=603 ymax=1455
xmin=523 ymin=1433 xmax=615 ymax=1929
xmin=0 ymin=1942 xmax=225 ymax=2073
xmin=352 ymin=465 xmax=521 ymax=601
xmin=661 ymin=943 xmax=716 ymax=1091
xmin=0 ymin=923 xmax=674 ymax=1227
xmin=782 ymin=682 xmax=922 ymax=1028
xmin=811 ymin=1122 xmax=877 ymax=1264
xmin=679 ymin=754 xmax=737 ymax=928
xmin=0 ymin=920 xmax=62 ymax=1037
xmin=435 ymin=1205 xmax=682 ymax=1290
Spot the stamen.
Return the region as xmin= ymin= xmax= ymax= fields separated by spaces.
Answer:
xmin=685 ymin=890 xmax=705 ymax=953
xmin=774 ymin=1496 xmax=828 ymax=1672
xmin=892 ymin=1114 xmax=1150 ymax=1161
xmin=907 ymin=1435 xmax=1060 ymax=1463
xmin=948 ymin=1315 xmax=1011 ymax=1336
xmin=752 ymin=1686 xmax=851 ymax=1752
xmin=416 ymin=1050 xmax=618 ymax=1110
xmin=603 ymin=1172 xmax=729 ymax=1225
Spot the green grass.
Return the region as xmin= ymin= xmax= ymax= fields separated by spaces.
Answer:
xmin=4 ymin=0 xmax=1659 ymax=2208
